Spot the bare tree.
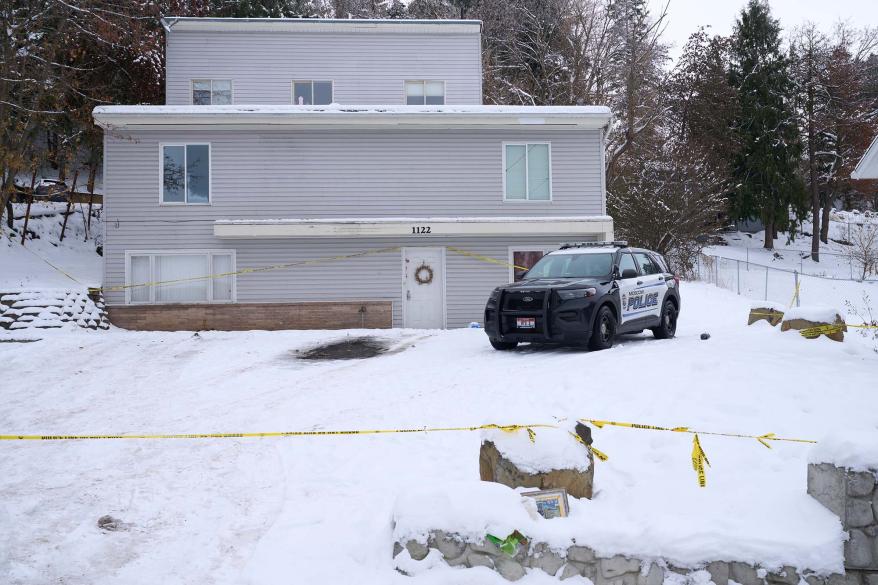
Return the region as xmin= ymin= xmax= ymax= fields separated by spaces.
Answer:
xmin=848 ymin=223 xmax=878 ymax=280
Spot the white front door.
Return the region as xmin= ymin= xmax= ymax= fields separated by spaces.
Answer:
xmin=403 ymin=247 xmax=445 ymax=329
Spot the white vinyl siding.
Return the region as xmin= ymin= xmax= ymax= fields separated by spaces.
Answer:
xmin=292 ymin=80 xmax=333 ymax=105
xmin=405 ymin=80 xmax=444 ymax=105
xmin=161 ymin=144 xmax=211 ymax=204
xmin=125 ymin=250 xmax=236 ymax=305
xmin=503 ymin=143 xmax=551 ymax=201
xmin=192 ymin=80 xmax=232 ymax=105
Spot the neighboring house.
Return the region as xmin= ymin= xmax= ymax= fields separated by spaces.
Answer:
xmin=93 ymin=18 xmax=613 ymax=331
xmin=852 ymin=135 xmax=878 ymax=180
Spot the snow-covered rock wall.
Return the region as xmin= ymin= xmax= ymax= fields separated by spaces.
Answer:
xmin=0 ymin=289 xmax=109 ymax=330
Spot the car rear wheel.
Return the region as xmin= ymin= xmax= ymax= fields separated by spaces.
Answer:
xmin=489 ymin=338 xmax=518 ymax=351
xmin=652 ymin=300 xmax=678 ymax=339
xmin=588 ymin=305 xmax=617 ymax=351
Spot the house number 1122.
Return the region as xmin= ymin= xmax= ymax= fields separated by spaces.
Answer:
xmin=411 ymin=226 xmax=432 ymax=234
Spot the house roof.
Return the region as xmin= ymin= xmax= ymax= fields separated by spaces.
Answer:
xmin=160 ymin=17 xmax=481 ymax=34
xmin=92 ymin=104 xmax=613 ymax=130
xmin=852 ymin=134 xmax=878 ymax=179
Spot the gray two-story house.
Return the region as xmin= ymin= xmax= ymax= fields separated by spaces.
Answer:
xmin=93 ymin=17 xmax=613 ymax=330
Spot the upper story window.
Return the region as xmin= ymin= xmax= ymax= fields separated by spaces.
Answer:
xmin=162 ymin=144 xmax=210 ymax=205
xmin=405 ymin=80 xmax=444 ymax=105
xmin=504 ymin=143 xmax=551 ymax=201
xmin=293 ymin=80 xmax=333 ymax=105
xmin=192 ymin=80 xmax=232 ymax=105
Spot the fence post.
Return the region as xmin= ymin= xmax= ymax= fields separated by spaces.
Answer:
xmin=794 ymin=270 xmax=800 ymax=307
xmin=764 ymin=266 xmax=769 ymax=301
xmin=737 ymin=260 xmax=741 ymax=295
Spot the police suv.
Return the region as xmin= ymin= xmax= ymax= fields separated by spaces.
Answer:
xmin=484 ymin=242 xmax=680 ymax=351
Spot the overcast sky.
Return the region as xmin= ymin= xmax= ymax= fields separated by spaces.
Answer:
xmin=652 ymin=0 xmax=878 ymax=61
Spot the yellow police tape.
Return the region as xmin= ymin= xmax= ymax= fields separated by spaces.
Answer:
xmin=581 ymin=418 xmax=817 ymax=487
xmin=100 ymin=245 xmax=527 ymax=293
xmin=0 ymin=423 xmax=555 ymax=442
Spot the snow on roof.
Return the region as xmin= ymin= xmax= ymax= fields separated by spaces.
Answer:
xmin=93 ymin=104 xmax=612 ymax=129
xmin=213 ymin=215 xmax=612 ymax=225
xmin=161 ymin=17 xmax=481 ymax=34
xmin=852 ymin=134 xmax=878 ymax=179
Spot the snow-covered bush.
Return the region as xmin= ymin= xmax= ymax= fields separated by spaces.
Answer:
xmin=846 ymin=224 xmax=878 ymax=281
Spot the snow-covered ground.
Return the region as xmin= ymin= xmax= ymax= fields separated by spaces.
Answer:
xmin=1 ymin=202 xmax=102 ymax=289
xmin=2 ymin=208 xmax=877 ymax=583
xmin=2 ymin=283 xmax=876 ymax=583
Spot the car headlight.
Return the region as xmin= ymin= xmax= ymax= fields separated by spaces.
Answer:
xmin=557 ymin=288 xmax=597 ymax=301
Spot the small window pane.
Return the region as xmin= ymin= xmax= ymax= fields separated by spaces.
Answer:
xmin=513 ymin=250 xmax=545 ymax=282
xmin=212 ymin=82 xmax=232 ymax=105
xmin=212 ymin=80 xmax=231 ymax=92
xmin=212 ymin=254 xmax=233 ymax=301
xmin=162 ymin=145 xmax=185 ymax=203
xmin=634 ymin=253 xmax=661 ymax=275
xmin=155 ymin=255 xmax=209 ymax=303
xmin=425 ymin=81 xmax=443 ymax=96
xmin=425 ymin=95 xmax=444 ymax=105
xmin=505 ymin=145 xmax=527 ymax=200
xmin=527 ymin=144 xmax=550 ymax=200
xmin=186 ymin=145 xmax=209 ymax=203
xmin=406 ymin=81 xmax=424 ymax=97
xmin=193 ymin=80 xmax=211 ymax=105
xmin=130 ymin=256 xmax=151 ymax=303
xmin=293 ymin=82 xmax=312 ymax=105
xmin=313 ymin=81 xmax=333 ymax=105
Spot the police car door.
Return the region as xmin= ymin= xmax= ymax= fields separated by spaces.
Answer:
xmin=632 ymin=252 xmax=668 ymax=320
xmin=616 ymin=252 xmax=641 ymax=325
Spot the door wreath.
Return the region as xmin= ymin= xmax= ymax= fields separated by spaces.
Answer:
xmin=414 ymin=263 xmax=434 ymax=285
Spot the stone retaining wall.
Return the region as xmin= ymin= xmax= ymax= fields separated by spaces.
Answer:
xmin=393 ymin=531 xmax=827 ymax=584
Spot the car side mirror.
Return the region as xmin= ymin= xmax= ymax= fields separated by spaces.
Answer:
xmin=621 ymin=268 xmax=637 ymax=279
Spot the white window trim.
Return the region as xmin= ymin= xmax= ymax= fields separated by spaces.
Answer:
xmin=124 ymin=249 xmax=237 ymax=305
xmin=159 ymin=142 xmax=212 ymax=206
xmin=404 ymin=80 xmax=446 ymax=105
xmin=191 ymin=79 xmax=234 ymax=105
xmin=291 ymin=80 xmax=335 ymax=105
xmin=502 ymin=142 xmax=553 ymax=202
xmin=507 ymin=245 xmax=558 ymax=282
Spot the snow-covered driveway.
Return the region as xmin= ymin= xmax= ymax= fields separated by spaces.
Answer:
xmin=1 ymin=283 xmax=875 ymax=584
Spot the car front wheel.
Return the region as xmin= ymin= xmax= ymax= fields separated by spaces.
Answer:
xmin=588 ymin=305 xmax=617 ymax=351
xmin=489 ymin=338 xmax=518 ymax=351
xmin=652 ymin=300 xmax=678 ymax=339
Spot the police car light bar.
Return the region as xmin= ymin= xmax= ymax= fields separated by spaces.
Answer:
xmin=559 ymin=241 xmax=628 ymax=249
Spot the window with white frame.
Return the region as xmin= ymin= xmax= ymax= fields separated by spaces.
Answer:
xmin=292 ymin=80 xmax=333 ymax=105
xmin=162 ymin=144 xmax=210 ymax=204
xmin=192 ymin=80 xmax=232 ymax=105
xmin=509 ymin=246 xmax=558 ymax=282
xmin=504 ymin=143 xmax=551 ymax=201
xmin=405 ymin=80 xmax=444 ymax=105
xmin=127 ymin=251 xmax=235 ymax=304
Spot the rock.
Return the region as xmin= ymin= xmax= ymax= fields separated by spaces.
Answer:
xmin=638 ymin=563 xmax=664 ymax=585
xmin=466 ymin=552 xmax=494 ymax=569
xmin=405 ymin=539 xmax=429 ymax=561
xmin=766 ymin=566 xmax=799 ymax=585
xmin=864 ymin=573 xmax=878 ymax=585
xmin=729 ymin=562 xmax=762 ymax=585
xmin=495 ymin=557 xmax=526 ymax=581
xmin=561 ymin=562 xmax=586 ymax=580
xmin=805 ymin=575 xmax=826 ymax=585
xmin=567 ymin=545 xmax=597 ymax=563
xmin=479 ymin=440 xmax=594 ymax=500
xmin=844 ymin=529 xmax=874 ymax=568
xmin=874 ymin=489 xmax=878 ymax=523
xmin=445 ymin=552 xmax=468 ymax=567
xmin=600 ymin=555 xmax=641 ymax=578
xmin=848 ymin=472 xmax=876 ymax=497
xmin=528 ymin=546 xmax=565 ymax=576
xmin=429 ymin=531 xmax=467 ymax=559
xmin=808 ymin=463 xmax=847 ymax=518
xmin=847 ymin=498 xmax=876 ymax=528
xmin=700 ymin=332 xmax=711 ymax=340
xmin=748 ymin=306 xmax=784 ymax=326
xmin=707 ymin=561 xmax=730 ymax=585
xmin=392 ymin=542 xmax=403 ymax=558
xmin=827 ymin=573 xmax=862 ymax=585
xmin=780 ymin=313 xmax=846 ymax=342
xmin=96 ymin=515 xmax=129 ymax=532
xmin=469 ymin=537 xmax=501 ymax=556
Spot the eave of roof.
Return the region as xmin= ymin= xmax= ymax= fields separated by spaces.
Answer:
xmin=852 ymin=134 xmax=878 ymax=179
xmin=160 ymin=17 xmax=481 ymax=34
xmin=92 ymin=104 xmax=613 ymax=130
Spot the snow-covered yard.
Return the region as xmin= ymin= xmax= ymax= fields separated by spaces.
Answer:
xmin=2 ymin=283 xmax=876 ymax=584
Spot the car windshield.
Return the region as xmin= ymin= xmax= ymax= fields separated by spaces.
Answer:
xmin=523 ymin=252 xmax=614 ymax=279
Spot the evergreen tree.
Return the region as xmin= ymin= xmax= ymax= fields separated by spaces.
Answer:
xmin=729 ymin=0 xmax=807 ymax=249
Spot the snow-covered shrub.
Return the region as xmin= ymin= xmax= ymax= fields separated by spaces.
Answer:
xmin=846 ymin=224 xmax=878 ymax=281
